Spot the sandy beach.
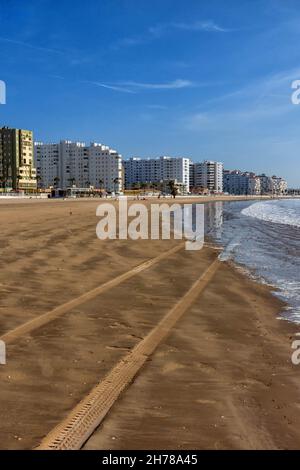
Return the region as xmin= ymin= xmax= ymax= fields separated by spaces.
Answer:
xmin=0 ymin=197 xmax=299 ymax=450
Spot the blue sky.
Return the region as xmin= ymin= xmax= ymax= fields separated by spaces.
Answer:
xmin=1 ymin=0 xmax=300 ymax=186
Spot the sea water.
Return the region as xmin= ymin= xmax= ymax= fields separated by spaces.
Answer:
xmin=204 ymin=199 xmax=300 ymax=323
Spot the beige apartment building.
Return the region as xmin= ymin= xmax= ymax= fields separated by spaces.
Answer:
xmin=0 ymin=127 xmax=37 ymax=192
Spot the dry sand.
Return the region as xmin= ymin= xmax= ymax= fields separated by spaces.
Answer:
xmin=0 ymin=197 xmax=299 ymax=450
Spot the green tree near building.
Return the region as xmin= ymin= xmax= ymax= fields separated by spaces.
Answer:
xmin=168 ymin=180 xmax=178 ymax=199
xmin=54 ymin=177 xmax=60 ymax=188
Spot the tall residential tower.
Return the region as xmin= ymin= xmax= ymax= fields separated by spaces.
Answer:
xmin=124 ymin=156 xmax=190 ymax=192
xmin=34 ymin=140 xmax=123 ymax=193
xmin=0 ymin=127 xmax=37 ymax=191
xmin=190 ymin=160 xmax=223 ymax=193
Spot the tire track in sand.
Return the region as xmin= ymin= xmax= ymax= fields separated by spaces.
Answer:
xmin=36 ymin=257 xmax=220 ymax=450
xmin=0 ymin=244 xmax=184 ymax=345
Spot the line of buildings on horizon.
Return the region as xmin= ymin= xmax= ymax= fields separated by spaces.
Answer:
xmin=0 ymin=126 xmax=292 ymax=196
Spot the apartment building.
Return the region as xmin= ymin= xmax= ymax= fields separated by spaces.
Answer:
xmin=0 ymin=127 xmax=37 ymax=191
xmin=88 ymin=143 xmax=123 ymax=192
xmin=257 ymin=174 xmax=272 ymax=195
xmin=270 ymin=176 xmax=288 ymax=195
xmin=34 ymin=142 xmax=59 ymax=189
xmin=124 ymin=156 xmax=190 ymax=193
xmin=190 ymin=160 xmax=223 ymax=193
xmin=189 ymin=161 xmax=195 ymax=190
xmin=248 ymin=175 xmax=261 ymax=195
xmin=35 ymin=140 xmax=123 ymax=192
xmin=258 ymin=174 xmax=287 ymax=195
xmin=223 ymin=170 xmax=261 ymax=195
xmin=224 ymin=170 xmax=287 ymax=195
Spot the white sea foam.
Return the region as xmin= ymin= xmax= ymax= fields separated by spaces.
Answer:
xmin=205 ymin=199 xmax=300 ymax=323
xmin=241 ymin=200 xmax=300 ymax=227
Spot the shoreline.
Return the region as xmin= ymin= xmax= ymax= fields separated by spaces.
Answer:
xmin=0 ymin=199 xmax=299 ymax=449
xmin=209 ymin=199 xmax=300 ymax=326
xmin=227 ymin=258 xmax=292 ymax=322
xmin=0 ymin=194 xmax=299 ymax=206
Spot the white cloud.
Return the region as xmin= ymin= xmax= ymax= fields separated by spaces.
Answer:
xmin=115 ymin=19 xmax=230 ymax=50
xmin=86 ymin=81 xmax=136 ymax=94
xmin=86 ymin=79 xmax=194 ymax=93
xmin=0 ymin=36 xmax=64 ymax=55
xmin=183 ymin=67 xmax=300 ymax=132
xmin=122 ymin=79 xmax=193 ymax=90
xmin=171 ymin=21 xmax=231 ymax=33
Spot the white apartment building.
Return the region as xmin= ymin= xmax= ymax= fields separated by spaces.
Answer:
xmin=190 ymin=160 xmax=223 ymax=193
xmin=258 ymin=174 xmax=273 ymax=195
xmin=59 ymin=140 xmax=88 ymax=189
xmin=223 ymin=170 xmax=261 ymax=195
xmin=223 ymin=170 xmax=287 ymax=195
xmin=271 ymin=176 xmax=288 ymax=194
xmin=34 ymin=142 xmax=59 ymax=189
xmin=88 ymin=143 xmax=123 ymax=192
xmin=189 ymin=161 xmax=195 ymax=190
xmin=124 ymin=156 xmax=190 ymax=193
xmin=35 ymin=140 xmax=123 ymax=192
xmin=258 ymin=174 xmax=287 ymax=195
xmin=248 ymin=175 xmax=261 ymax=195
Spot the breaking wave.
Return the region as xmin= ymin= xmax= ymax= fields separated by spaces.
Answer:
xmin=241 ymin=199 xmax=300 ymax=228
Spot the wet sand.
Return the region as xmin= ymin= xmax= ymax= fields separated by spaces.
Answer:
xmin=84 ymin=262 xmax=300 ymax=450
xmin=0 ymin=198 xmax=299 ymax=450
